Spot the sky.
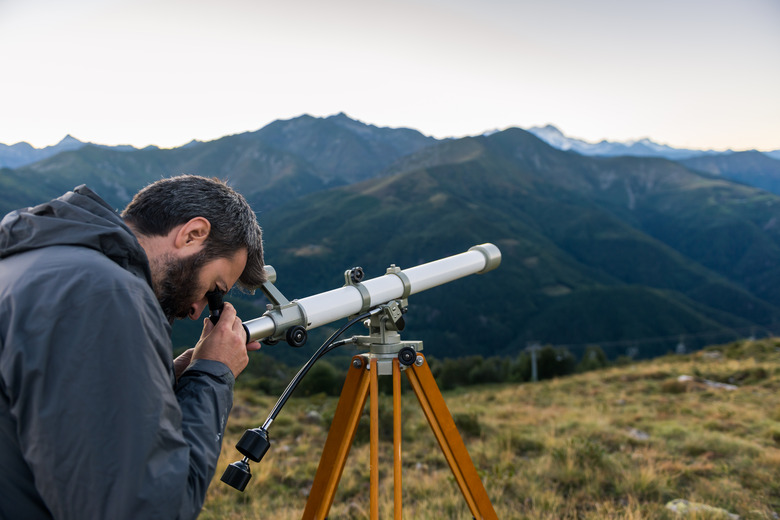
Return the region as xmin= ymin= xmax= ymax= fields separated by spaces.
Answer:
xmin=1 ymin=0 xmax=778 ymax=151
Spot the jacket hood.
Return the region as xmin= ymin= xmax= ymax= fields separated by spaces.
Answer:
xmin=0 ymin=185 xmax=152 ymax=283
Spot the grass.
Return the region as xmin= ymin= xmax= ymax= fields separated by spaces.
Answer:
xmin=201 ymin=339 xmax=780 ymax=519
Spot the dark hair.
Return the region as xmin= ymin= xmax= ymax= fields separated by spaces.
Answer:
xmin=121 ymin=175 xmax=265 ymax=290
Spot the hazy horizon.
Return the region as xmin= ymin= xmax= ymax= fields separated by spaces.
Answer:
xmin=1 ymin=113 xmax=775 ymax=154
xmin=1 ymin=0 xmax=778 ymax=152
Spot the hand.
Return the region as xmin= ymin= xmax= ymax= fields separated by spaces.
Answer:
xmin=191 ymin=302 xmax=262 ymax=378
xmin=173 ymin=348 xmax=195 ymax=380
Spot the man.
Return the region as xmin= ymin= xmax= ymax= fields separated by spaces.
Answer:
xmin=0 ymin=175 xmax=265 ymax=519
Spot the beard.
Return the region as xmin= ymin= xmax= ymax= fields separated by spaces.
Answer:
xmin=151 ymin=251 xmax=208 ymax=324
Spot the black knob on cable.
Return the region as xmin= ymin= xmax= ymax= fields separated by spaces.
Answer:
xmin=221 ymin=459 xmax=252 ymax=491
xmin=236 ymin=428 xmax=271 ymax=462
xmin=221 ymin=428 xmax=270 ymax=492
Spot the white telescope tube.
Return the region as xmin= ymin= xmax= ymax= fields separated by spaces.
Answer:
xmin=243 ymin=243 xmax=501 ymax=342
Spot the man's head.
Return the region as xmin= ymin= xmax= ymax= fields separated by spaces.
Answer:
xmin=121 ymin=175 xmax=265 ymax=322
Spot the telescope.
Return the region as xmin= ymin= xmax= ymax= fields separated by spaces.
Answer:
xmin=216 ymin=243 xmax=502 ymax=518
xmin=231 ymin=243 xmax=501 ymax=347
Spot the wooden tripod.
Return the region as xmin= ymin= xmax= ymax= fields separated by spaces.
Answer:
xmin=301 ymin=352 xmax=498 ymax=520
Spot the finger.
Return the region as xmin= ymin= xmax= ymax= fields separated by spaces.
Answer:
xmin=202 ymin=317 xmax=214 ymax=335
xmin=216 ymin=302 xmax=238 ymax=328
xmin=232 ymin=315 xmax=244 ymax=332
xmin=177 ymin=347 xmax=195 ymax=360
xmin=246 ymin=341 xmax=262 ymax=351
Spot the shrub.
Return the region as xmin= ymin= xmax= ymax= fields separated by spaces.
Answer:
xmin=295 ymin=361 xmax=345 ymax=397
xmin=577 ymin=345 xmax=609 ymax=372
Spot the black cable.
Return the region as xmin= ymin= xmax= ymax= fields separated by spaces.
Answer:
xmin=264 ymin=308 xmax=377 ymax=424
xmin=321 ymin=338 xmax=350 ymax=357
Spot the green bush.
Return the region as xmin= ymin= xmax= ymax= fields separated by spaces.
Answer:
xmin=295 ymin=361 xmax=345 ymax=397
xmin=577 ymin=345 xmax=609 ymax=372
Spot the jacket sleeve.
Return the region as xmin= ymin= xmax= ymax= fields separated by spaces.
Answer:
xmin=1 ymin=252 xmax=233 ymax=520
xmin=175 ymin=359 xmax=235 ymax=518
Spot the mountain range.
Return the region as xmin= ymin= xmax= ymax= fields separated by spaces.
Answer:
xmin=525 ymin=124 xmax=780 ymax=161
xmin=0 ymin=135 xmax=138 ymax=169
xmin=5 ymin=119 xmax=779 ymax=169
xmin=2 ymin=113 xmax=780 ymax=361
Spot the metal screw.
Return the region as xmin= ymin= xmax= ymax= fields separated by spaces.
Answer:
xmin=415 ymin=355 xmax=424 ymax=367
xmin=352 ymin=358 xmax=363 ymax=369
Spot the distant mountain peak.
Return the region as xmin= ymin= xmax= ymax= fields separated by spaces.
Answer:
xmin=0 ymin=134 xmax=133 ymax=168
xmin=527 ymin=124 xmax=576 ymax=151
xmin=58 ymin=134 xmax=83 ymax=146
xmin=526 ymin=125 xmax=723 ymax=160
xmin=539 ymin=124 xmax=564 ymax=133
xmin=329 ymin=111 xmax=352 ymax=120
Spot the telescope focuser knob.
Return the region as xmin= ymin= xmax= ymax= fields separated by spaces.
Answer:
xmin=285 ymin=325 xmax=308 ymax=348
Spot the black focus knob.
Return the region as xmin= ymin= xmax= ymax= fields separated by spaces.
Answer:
xmin=286 ymin=326 xmax=308 ymax=348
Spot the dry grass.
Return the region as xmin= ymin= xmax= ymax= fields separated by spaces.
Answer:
xmin=200 ymin=339 xmax=780 ymax=519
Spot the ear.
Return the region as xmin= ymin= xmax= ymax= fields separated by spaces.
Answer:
xmin=173 ymin=217 xmax=211 ymax=252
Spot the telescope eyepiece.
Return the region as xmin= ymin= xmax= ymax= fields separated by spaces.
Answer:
xmin=206 ymin=289 xmax=224 ymax=324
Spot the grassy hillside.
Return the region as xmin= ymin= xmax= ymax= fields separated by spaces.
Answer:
xmin=202 ymin=338 xmax=780 ymax=519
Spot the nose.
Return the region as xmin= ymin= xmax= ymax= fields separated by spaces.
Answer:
xmin=188 ymin=299 xmax=208 ymax=320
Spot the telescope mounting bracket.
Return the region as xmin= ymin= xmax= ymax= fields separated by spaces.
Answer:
xmin=352 ymin=300 xmax=422 ymax=375
xmin=259 ymin=274 xmax=309 ymax=347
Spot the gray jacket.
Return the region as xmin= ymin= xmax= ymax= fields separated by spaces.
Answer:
xmin=0 ymin=186 xmax=234 ymax=519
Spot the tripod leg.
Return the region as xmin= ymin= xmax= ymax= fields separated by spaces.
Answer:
xmin=405 ymin=354 xmax=498 ymax=520
xmin=393 ymin=359 xmax=402 ymax=520
xmin=302 ymin=355 xmax=371 ymax=520
xmin=369 ymin=357 xmax=379 ymax=520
